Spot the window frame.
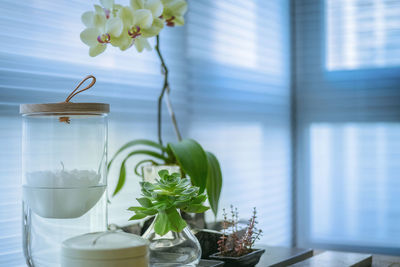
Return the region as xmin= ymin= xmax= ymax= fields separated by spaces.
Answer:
xmin=294 ymin=0 xmax=400 ymax=255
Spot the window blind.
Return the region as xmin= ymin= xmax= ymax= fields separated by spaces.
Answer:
xmin=295 ymin=0 xmax=400 ymax=254
xmin=187 ymin=0 xmax=292 ymax=245
xmin=326 ymin=0 xmax=400 ymax=70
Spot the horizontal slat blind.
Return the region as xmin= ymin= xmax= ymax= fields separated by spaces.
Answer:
xmin=187 ymin=0 xmax=292 ymax=245
xmin=295 ymin=0 xmax=400 ymax=253
xmin=326 ymin=0 xmax=400 ymax=70
xmin=0 ymin=117 xmax=22 ymax=266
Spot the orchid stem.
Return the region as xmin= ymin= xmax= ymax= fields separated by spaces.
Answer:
xmin=155 ymin=34 xmax=182 ymax=146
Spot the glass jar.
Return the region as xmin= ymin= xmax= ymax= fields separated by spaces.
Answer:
xmin=20 ymin=102 xmax=109 ymax=267
xmin=142 ymin=210 xmax=202 ymax=267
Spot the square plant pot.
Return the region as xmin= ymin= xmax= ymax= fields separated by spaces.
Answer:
xmin=209 ymin=248 xmax=265 ymax=267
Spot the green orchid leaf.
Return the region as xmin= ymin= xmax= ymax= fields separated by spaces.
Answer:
xmin=164 ymin=145 xmax=176 ymax=163
xmin=113 ymin=160 xmax=126 ymax=196
xmin=108 ymin=139 xmax=166 ymax=170
xmin=123 ymin=149 xmax=169 ymax=162
xmin=206 ymin=151 xmax=222 ymax=216
xmin=168 ymin=139 xmax=208 ymax=193
xmin=112 ymin=149 xmax=168 ymax=196
xmin=137 ymin=197 xmax=153 ymax=208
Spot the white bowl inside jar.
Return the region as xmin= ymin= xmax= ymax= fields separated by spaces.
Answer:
xmin=23 ymin=169 xmax=106 ymax=219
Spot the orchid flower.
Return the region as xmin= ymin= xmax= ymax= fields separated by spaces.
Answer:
xmin=109 ymin=6 xmax=152 ymax=52
xmin=80 ymin=0 xmax=123 ymax=56
xmin=80 ymin=0 xmax=187 ymax=56
xmin=161 ymin=0 xmax=187 ymax=26
xmin=119 ymin=0 xmax=164 ymax=52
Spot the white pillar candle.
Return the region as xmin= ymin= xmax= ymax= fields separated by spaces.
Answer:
xmin=61 ymin=231 xmax=149 ymax=267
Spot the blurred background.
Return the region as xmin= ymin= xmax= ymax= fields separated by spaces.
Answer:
xmin=0 ymin=0 xmax=399 ymax=265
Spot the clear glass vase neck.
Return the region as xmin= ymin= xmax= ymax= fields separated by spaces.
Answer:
xmin=142 ymin=212 xmax=201 ymax=267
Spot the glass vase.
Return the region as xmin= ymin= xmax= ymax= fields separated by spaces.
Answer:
xmin=142 ymin=212 xmax=201 ymax=267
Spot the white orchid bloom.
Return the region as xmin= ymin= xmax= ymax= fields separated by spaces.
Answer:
xmin=129 ymin=0 xmax=164 ymax=36
xmin=110 ymin=6 xmax=134 ymax=51
xmin=131 ymin=0 xmax=163 ymax=17
xmin=161 ymin=0 xmax=187 ymax=26
xmin=114 ymin=0 xmax=163 ymax=52
xmin=80 ymin=1 xmax=123 ymax=56
xmin=129 ymin=8 xmax=153 ymax=52
xmin=145 ymin=0 xmax=163 ymax=18
xmin=110 ymin=6 xmax=152 ymax=52
xmin=140 ymin=0 xmax=165 ymax=38
xmin=81 ymin=5 xmax=106 ymax=29
xmin=79 ymin=0 xmax=182 ymax=54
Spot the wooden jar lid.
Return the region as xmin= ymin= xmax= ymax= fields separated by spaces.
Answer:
xmin=20 ymin=75 xmax=109 ymax=115
xmin=20 ymin=102 xmax=110 ymax=115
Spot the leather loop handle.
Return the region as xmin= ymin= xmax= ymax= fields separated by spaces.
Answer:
xmin=65 ymin=75 xmax=96 ymax=103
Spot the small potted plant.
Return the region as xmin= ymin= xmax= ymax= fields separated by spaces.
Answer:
xmin=128 ymin=169 xmax=210 ymax=266
xmin=210 ymin=206 xmax=264 ymax=267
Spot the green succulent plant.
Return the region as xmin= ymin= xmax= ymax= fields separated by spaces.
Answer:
xmin=128 ymin=170 xmax=209 ymax=236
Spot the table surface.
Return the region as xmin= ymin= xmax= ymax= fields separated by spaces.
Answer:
xmin=371 ymin=254 xmax=400 ymax=267
xmin=290 ymin=251 xmax=372 ymax=267
xmin=201 ymin=246 xmax=400 ymax=267
xmin=257 ymin=246 xmax=400 ymax=267
xmin=256 ymin=246 xmax=313 ymax=267
xmin=312 ymin=250 xmax=400 ymax=267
